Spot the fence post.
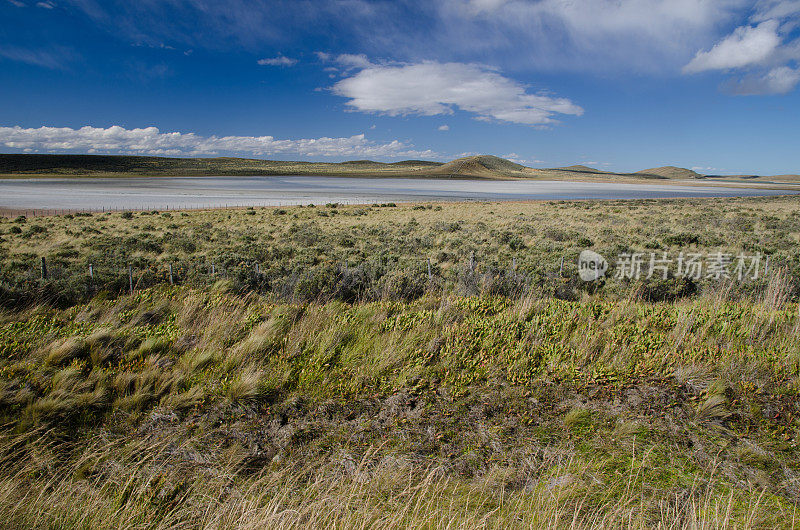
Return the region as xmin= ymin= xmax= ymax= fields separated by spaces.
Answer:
xmin=427 ymin=258 xmax=432 ymax=280
xmin=559 ymin=255 xmax=564 ymax=276
xmin=89 ymin=263 xmax=93 ymax=281
xmin=128 ymin=264 xmax=133 ymax=294
xmin=40 ymin=257 xmax=47 ymax=280
xmin=470 ymin=251 xmax=475 ymax=273
xmin=169 ymin=263 xmax=174 ymax=285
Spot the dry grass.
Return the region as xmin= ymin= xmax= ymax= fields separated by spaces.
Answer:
xmin=2 ymin=196 xmax=800 ymax=527
xmin=2 ymin=195 xmax=800 ymax=307
xmin=0 ymin=430 xmax=793 ymax=529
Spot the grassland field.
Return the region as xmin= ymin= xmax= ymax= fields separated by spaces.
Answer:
xmin=1 ymin=196 xmax=800 ymax=528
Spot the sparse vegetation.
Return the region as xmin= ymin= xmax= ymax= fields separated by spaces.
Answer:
xmin=1 ymin=196 xmax=800 ymax=527
xmin=2 ymin=196 xmax=800 ymax=308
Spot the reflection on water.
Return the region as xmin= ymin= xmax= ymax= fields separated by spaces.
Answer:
xmin=0 ymin=175 xmax=797 ymax=210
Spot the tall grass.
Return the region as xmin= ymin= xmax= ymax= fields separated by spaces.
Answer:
xmin=0 ymin=430 xmax=792 ymax=529
xmin=1 ymin=258 xmax=800 ymax=526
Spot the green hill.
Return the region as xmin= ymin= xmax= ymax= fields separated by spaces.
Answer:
xmin=636 ymin=166 xmax=703 ymax=179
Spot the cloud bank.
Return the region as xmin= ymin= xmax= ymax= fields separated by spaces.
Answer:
xmin=331 ymin=59 xmax=583 ymax=126
xmin=0 ymin=125 xmax=437 ymax=159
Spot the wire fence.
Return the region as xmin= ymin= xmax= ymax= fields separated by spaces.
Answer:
xmin=0 ymin=199 xmax=411 ymax=218
xmin=1 ymin=250 xmax=575 ymax=309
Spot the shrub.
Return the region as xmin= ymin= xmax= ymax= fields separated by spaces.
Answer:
xmin=378 ymin=268 xmax=427 ymax=301
xmin=662 ymin=232 xmax=700 ymax=246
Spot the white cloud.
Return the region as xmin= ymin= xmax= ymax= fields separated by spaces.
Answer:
xmin=752 ymin=0 xmax=800 ymax=23
xmin=61 ymin=0 xmax=756 ymax=74
xmin=434 ymin=0 xmax=750 ymax=72
xmin=0 ymin=125 xmax=437 ymax=160
xmin=438 ymin=124 xmax=449 ymax=131
xmin=331 ymin=60 xmax=582 ymax=126
xmin=0 ymin=46 xmax=73 ymax=69
xmin=257 ymin=55 xmax=297 ymax=66
xmin=683 ymin=20 xmax=782 ymax=73
xmin=501 ymin=152 xmax=543 ymax=164
xmin=726 ymin=65 xmax=800 ymax=94
xmin=502 ymin=152 xmax=524 ymax=163
xmin=36 ymin=1 xmax=55 ymax=8
xmin=334 ymin=53 xmax=371 ymax=69
xmin=682 ymin=4 xmax=800 ymax=94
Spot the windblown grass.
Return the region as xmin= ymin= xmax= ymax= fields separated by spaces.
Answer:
xmin=0 ymin=285 xmax=799 ymax=527
xmin=2 ymin=196 xmax=800 ymax=527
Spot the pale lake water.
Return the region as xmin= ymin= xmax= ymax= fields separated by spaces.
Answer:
xmin=0 ymin=176 xmax=798 ymax=211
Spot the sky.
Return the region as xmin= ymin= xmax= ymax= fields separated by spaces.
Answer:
xmin=0 ymin=0 xmax=799 ymax=175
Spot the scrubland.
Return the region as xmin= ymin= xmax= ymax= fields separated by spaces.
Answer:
xmin=1 ymin=196 xmax=800 ymax=528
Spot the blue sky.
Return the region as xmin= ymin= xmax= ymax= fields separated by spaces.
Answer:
xmin=1 ymin=0 xmax=799 ymax=174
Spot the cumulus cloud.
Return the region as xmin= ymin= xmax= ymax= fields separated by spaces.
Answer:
xmin=683 ymin=3 xmax=800 ymax=94
xmin=683 ymin=21 xmax=782 ymax=73
xmin=438 ymin=125 xmax=449 ymax=131
xmin=0 ymin=125 xmax=437 ymax=159
xmin=257 ymin=55 xmax=297 ymax=66
xmin=331 ymin=60 xmax=583 ymax=126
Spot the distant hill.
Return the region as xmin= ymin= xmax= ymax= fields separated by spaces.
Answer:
xmin=556 ymin=165 xmax=604 ymax=173
xmin=428 ymin=155 xmax=532 ymax=178
xmin=0 ymin=154 xmax=444 ymax=178
xmin=388 ymin=160 xmax=442 ymax=167
xmin=0 ymin=154 xmax=797 ymax=184
xmin=636 ymin=166 xmax=703 ymax=179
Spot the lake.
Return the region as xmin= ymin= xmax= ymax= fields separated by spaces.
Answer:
xmin=0 ymin=176 xmax=797 ymax=211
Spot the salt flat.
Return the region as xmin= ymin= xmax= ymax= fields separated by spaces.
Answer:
xmin=1 ymin=175 xmax=797 ymax=211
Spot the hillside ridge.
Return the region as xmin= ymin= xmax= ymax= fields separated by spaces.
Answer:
xmin=0 ymin=153 xmax=797 ymax=183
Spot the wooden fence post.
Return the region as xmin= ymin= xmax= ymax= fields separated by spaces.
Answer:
xmin=128 ymin=265 xmax=133 ymax=294
xmin=40 ymin=257 xmax=47 ymax=280
xmin=169 ymin=263 xmax=174 ymax=285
